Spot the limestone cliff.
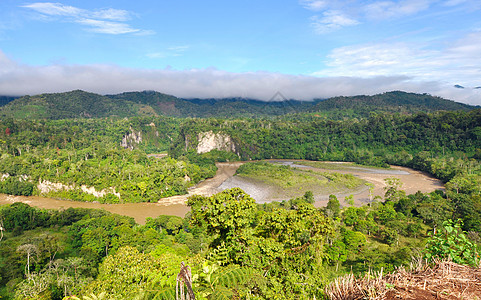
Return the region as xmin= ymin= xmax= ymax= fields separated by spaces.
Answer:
xmin=37 ymin=179 xmax=121 ymax=199
xmin=120 ymin=127 xmax=142 ymax=150
xmin=197 ymin=131 xmax=236 ymax=154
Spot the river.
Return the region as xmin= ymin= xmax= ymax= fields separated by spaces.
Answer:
xmin=0 ymin=161 xmax=444 ymax=224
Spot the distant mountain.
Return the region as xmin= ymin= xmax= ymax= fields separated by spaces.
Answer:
xmin=0 ymin=90 xmax=476 ymax=120
xmin=0 ymin=96 xmax=18 ymax=107
xmin=454 ymin=85 xmax=465 ymax=89
xmin=108 ymin=91 xmax=319 ymax=118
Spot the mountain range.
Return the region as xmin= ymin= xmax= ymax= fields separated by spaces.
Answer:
xmin=0 ymin=90 xmax=476 ymax=120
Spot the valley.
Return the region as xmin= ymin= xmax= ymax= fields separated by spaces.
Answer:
xmin=0 ymin=90 xmax=480 ymax=299
xmin=2 ymin=0 xmax=481 ymax=297
xmin=0 ymin=160 xmax=444 ymax=224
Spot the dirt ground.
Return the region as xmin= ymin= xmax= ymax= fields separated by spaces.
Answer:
xmin=159 ymin=161 xmax=243 ymax=205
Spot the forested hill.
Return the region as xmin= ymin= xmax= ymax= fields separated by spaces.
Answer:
xmin=0 ymin=95 xmax=18 ymax=106
xmin=310 ymin=91 xmax=475 ymax=119
xmin=0 ymin=89 xmax=476 ymax=120
xmin=0 ymin=90 xmax=149 ymax=119
xmin=109 ymin=91 xmax=320 ymax=118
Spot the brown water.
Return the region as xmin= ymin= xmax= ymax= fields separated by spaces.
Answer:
xmin=0 ymin=194 xmax=189 ymax=225
xmin=0 ymin=161 xmax=444 ymax=224
xmin=0 ymin=162 xmax=241 ymax=225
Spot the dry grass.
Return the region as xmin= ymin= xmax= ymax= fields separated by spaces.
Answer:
xmin=325 ymin=260 xmax=481 ymax=300
xmin=325 ymin=269 xmax=389 ymax=300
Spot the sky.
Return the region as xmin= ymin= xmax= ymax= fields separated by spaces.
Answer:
xmin=0 ymin=0 xmax=481 ymax=104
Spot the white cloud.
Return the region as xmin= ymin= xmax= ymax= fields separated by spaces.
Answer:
xmin=22 ymin=2 xmax=83 ymax=17
xmin=77 ymin=19 xmax=139 ymax=34
xmin=167 ymin=46 xmax=190 ymax=52
xmin=146 ymin=46 xmax=190 ymax=59
xmin=0 ymin=49 xmax=479 ymax=105
xmin=310 ymin=11 xmax=359 ymax=34
xmin=364 ymin=0 xmax=432 ymax=19
xmin=318 ymin=42 xmax=440 ymax=77
xmin=22 ymin=2 xmax=131 ymax=20
xmin=92 ymin=8 xmax=131 ymax=21
xmin=300 ymin=0 xmax=328 ymax=11
xmin=21 ymin=2 xmax=150 ymax=35
xmin=300 ymin=0 xmax=445 ymax=34
xmin=440 ymin=0 xmax=481 ymax=11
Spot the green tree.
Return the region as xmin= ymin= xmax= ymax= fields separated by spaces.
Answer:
xmin=342 ymin=229 xmax=366 ymax=252
xmin=345 ymin=195 xmax=355 ymax=206
xmin=188 ymin=188 xmax=256 ymax=261
xmin=326 ymin=240 xmax=347 ymax=271
xmin=375 ymin=203 xmax=397 ymax=225
xmin=326 ymin=194 xmax=341 ymax=219
xmin=84 ymin=246 xmax=182 ymax=299
xmin=303 ymin=190 xmax=314 ymax=204
xmin=384 ymin=177 xmax=406 ymax=203
xmin=380 ymin=228 xmax=399 ymax=245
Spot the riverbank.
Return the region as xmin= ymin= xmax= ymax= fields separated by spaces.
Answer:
xmin=292 ymin=161 xmax=445 ymax=207
xmin=158 ymin=161 xmax=244 ymax=205
xmin=218 ymin=160 xmax=444 ymax=207
xmin=0 ymin=160 xmax=444 ymax=224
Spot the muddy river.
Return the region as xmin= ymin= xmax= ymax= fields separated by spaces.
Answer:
xmin=0 ymin=161 xmax=444 ymax=224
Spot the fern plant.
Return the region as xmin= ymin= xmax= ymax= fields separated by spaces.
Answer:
xmin=195 ymin=263 xmax=260 ymax=300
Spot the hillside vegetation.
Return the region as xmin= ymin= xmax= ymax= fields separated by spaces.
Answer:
xmin=0 ymin=90 xmax=148 ymax=119
xmin=0 ymin=117 xmax=214 ymax=203
xmin=311 ymin=91 xmax=474 ymax=119
xmin=0 ymin=90 xmax=475 ymax=120
xmin=1 ymin=92 xmax=481 ymax=299
xmin=171 ymin=110 xmax=481 ymax=172
xmin=0 ymin=96 xmax=17 ymax=107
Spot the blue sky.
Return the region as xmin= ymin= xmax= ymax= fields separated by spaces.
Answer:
xmin=1 ymin=0 xmax=481 ymax=104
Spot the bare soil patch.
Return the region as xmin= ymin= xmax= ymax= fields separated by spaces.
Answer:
xmin=218 ymin=160 xmax=444 ymax=207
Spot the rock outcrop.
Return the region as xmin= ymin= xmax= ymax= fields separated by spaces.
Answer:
xmin=37 ymin=179 xmax=121 ymax=199
xmin=197 ymin=131 xmax=236 ymax=154
xmin=120 ymin=127 xmax=142 ymax=150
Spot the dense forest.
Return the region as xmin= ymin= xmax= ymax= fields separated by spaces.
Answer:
xmin=172 ymin=110 xmax=481 ymax=172
xmin=0 ymin=90 xmax=481 ymax=299
xmin=0 ymin=117 xmax=218 ymax=203
xmin=0 ymin=96 xmax=17 ymax=107
xmin=0 ymin=90 xmax=475 ymax=120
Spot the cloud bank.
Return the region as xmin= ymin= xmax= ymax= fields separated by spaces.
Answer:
xmin=312 ymin=30 xmax=481 ymax=103
xmin=0 ymin=50 xmax=479 ymax=104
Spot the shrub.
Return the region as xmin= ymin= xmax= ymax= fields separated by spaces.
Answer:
xmin=424 ymin=219 xmax=479 ymax=267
